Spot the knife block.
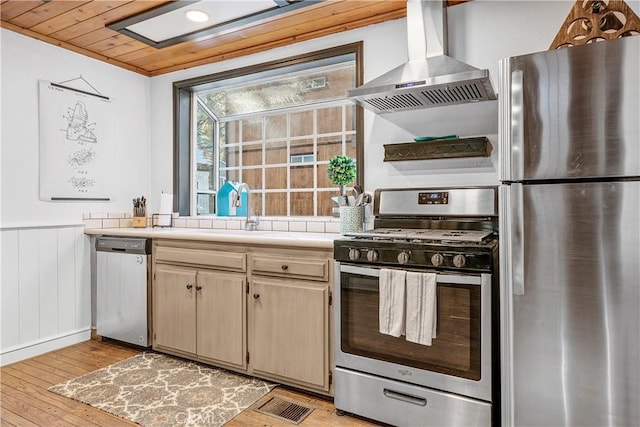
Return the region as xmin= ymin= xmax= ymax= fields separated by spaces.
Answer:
xmin=132 ymin=216 xmax=147 ymax=228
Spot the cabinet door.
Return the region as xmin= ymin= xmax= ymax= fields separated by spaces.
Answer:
xmin=196 ymin=270 xmax=246 ymax=369
xmin=154 ymin=265 xmax=196 ymax=354
xmin=251 ymin=277 xmax=329 ymax=390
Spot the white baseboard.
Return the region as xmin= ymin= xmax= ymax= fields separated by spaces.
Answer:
xmin=0 ymin=328 xmax=91 ymax=367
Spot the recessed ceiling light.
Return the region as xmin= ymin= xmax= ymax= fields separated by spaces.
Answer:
xmin=184 ymin=9 xmax=209 ymax=23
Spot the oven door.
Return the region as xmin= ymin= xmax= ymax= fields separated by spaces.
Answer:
xmin=334 ymin=263 xmax=492 ymax=402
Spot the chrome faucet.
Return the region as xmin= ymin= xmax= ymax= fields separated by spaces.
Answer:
xmin=233 ymin=183 xmax=260 ymax=231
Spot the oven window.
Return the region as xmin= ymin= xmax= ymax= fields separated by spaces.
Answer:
xmin=340 ymin=272 xmax=481 ymax=380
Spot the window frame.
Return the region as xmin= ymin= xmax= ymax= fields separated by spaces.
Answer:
xmin=172 ymin=42 xmax=364 ymax=216
xmin=193 ymin=96 xmax=220 ymax=216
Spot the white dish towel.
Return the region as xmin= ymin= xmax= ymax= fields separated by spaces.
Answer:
xmin=379 ymin=269 xmax=406 ymax=337
xmin=405 ymin=272 xmax=437 ymax=346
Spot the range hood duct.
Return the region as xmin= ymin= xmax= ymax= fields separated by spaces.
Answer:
xmin=349 ymin=0 xmax=497 ymax=113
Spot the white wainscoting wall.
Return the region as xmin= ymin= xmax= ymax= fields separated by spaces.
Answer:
xmin=0 ymin=224 xmax=91 ymax=366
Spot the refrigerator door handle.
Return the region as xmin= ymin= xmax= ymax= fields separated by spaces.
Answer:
xmin=499 ymin=183 xmax=524 ymax=426
xmin=499 ymin=58 xmax=512 ymax=181
xmin=499 ymin=60 xmax=523 ymax=182
xmin=499 ymin=185 xmax=513 ymax=426
xmin=510 ymin=183 xmax=525 ymax=296
xmin=510 ymin=69 xmax=524 ymax=181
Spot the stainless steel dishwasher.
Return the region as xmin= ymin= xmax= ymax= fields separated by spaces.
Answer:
xmin=96 ymin=236 xmax=151 ymax=347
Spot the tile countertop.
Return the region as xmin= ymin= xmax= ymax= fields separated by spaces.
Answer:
xmin=84 ymin=227 xmax=339 ymax=249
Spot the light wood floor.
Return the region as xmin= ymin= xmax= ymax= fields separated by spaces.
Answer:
xmin=0 ymin=339 xmax=378 ymax=426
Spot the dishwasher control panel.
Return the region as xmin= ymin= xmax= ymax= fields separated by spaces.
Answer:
xmin=96 ymin=236 xmax=151 ymax=254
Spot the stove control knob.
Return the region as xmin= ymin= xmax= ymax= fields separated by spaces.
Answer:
xmin=453 ymin=254 xmax=466 ymax=268
xmin=367 ymin=249 xmax=379 ymax=262
xmin=431 ymin=253 xmax=444 ymax=266
xmin=348 ymin=248 xmax=361 ymax=261
xmin=397 ymin=251 xmax=410 ymax=265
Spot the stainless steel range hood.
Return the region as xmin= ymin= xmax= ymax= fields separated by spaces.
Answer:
xmin=349 ymin=0 xmax=496 ymax=114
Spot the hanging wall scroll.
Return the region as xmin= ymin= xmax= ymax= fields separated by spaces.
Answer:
xmin=38 ymin=79 xmax=115 ymax=201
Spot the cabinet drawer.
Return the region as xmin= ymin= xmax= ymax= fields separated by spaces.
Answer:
xmin=251 ymin=255 xmax=329 ymax=281
xmin=155 ymin=246 xmax=246 ymax=272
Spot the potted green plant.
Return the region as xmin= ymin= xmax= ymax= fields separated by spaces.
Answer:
xmin=327 ymin=155 xmax=362 ymax=232
xmin=327 ymin=154 xmax=356 ymax=199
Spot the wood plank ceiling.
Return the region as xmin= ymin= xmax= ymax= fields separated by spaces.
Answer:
xmin=0 ymin=0 xmax=469 ymax=77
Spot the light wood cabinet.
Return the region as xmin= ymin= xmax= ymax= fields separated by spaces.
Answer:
xmin=248 ymin=248 xmax=333 ymax=394
xmin=154 ymin=265 xmax=197 ymax=355
xmin=250 ymin=276 xmax=329 ymax=391
xmin=196 ymin=270 xmax=245 ymax=367
xmin=251 ymin=254 xmax=329 ymax=281
xmin=152 ymin=240 xmax=247 ymax=371
xmin=152 ymin=239 xmax=333 ymax=395
xmin=155 ymin=245 xmax=246 ymax=272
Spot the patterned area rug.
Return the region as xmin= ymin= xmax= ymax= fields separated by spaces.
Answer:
xmin=48 ymin=352 xmax=275 ymax=427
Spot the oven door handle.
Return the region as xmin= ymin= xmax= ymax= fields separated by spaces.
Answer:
xmin=339 ymin=264 xmax=483 ymax=286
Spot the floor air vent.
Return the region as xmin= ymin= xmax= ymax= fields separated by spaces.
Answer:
xmin=256 ymin=397 xmax=314 ymax=424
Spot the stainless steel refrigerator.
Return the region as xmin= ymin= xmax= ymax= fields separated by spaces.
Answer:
xmin=499 ymin=36 xmax=639 ymax=427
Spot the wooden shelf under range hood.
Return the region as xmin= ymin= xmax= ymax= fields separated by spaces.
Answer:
xmin=383 ymin=137 xmax=492 ymax=162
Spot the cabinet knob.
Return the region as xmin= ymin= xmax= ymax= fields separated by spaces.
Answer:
xmin=281 ymin=265 xmax=289 ymax=271
xmin=253 ymin=293 xmax=260 ymax=299
xmin=186 ymin=284 xmax=193 ymax=290
xmin=196 ymin=285 xmax=202 ymax=291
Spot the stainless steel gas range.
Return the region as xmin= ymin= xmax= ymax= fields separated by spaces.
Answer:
xmin=333 ymin=187 xmax=500 ymax=427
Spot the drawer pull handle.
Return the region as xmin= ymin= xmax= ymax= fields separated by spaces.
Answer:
xmin=196 ymin=285 xmax=202 ymax=291
xmin=281 ymin=265 xmax=289 ymax=271
xmin=383 ymin=389 xmax=427 ymax=406
xmin=253 ymin=293 xmax=260 ymax=299
xmin=186 ymin=284 xmax=193 ymax=290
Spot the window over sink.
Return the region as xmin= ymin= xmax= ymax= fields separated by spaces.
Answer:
xmin=173 ymin=43 xmax=363 ymax=217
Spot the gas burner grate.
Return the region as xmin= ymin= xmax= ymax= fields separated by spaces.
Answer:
xmin=345 ymin=228 xmax=494 ymax=244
